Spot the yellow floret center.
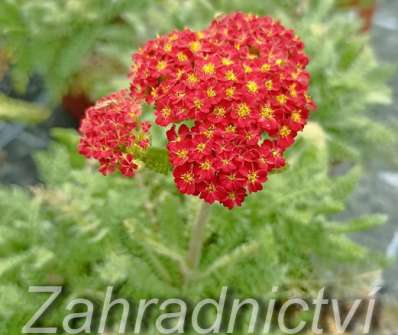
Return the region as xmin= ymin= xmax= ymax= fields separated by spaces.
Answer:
xmin=187 ymin=73 xmax=198 ymax=84
xmin=161 ymin=107 xmax=171 ymax=117
xmin=156 ymin=61 xmax=167 ymax=71
xmin=226 ymin=87 xmax=235 ymax=97
xmin=196 ymin=143 xmax=206 ymax=152
xmin=237 ymin=103 xmax=251 ymax=118
xmin=225 ymin=125 xmax=236 ymax=133
xmin=181 ymin=172 xmax=194 ymax=183
xmin=225 ymin=70 xmax=237 ymax=81
xmin=177 ymin=149 xmax=188 ymax=159
xmin=279 ymin=126 xmax=291 ymax=137
xmin=190 ymin=41 xmax=201 ymax=53
xmin=246 ymin=81 xmax=258 ymax=93
xmin=164 ymin=43 xmax=172 ymax=52
xmin=261 ymin=105 xmax=274 ymax=119
xmin=200 ymin=160 xmax=212 ymax=170
xmin=202 ymin=63 xmax=215 ymax=75
xmin=228 ymin=192 xmax=236 ymax=200
xmin=291 ymin=111 xmax=301 ymax=122
xmin=207 ymin=87 xmax=216 ymax=97
xmin=222 ymin=58 xmax=234 ymax=66
xmin=214 ymin=106 xmax=226 ymax=117
xmin=261 ymin=63 xmax=271 ymax=72
xmin=206 ymin=184 xmax=216 ymax=193
xmin=277 ymin=95 xmax=287 ymax=105
xmin=248 ymin=171 xmax=258 ymax=183
xmin=177 ymin=52 xmax=188 ymax=62
xmin=194 ymin=99 xmax=203 ymax=110
xmin=243 ymin=64 xmax=252 ymax=73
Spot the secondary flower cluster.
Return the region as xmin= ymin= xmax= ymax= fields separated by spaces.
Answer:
xmin=128 ymin=12 xmax=315 ymax=208
xmin=78 ymin=89 xmax=151 ymax=177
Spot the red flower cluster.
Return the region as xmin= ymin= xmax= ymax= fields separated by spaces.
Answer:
xmin=78 ymin=89 xmax=151 ymax=177
xmin=79 ymin=12 xmax=315 ymax=208
xmin=166 ymin=124 xmax=286 ymax=208
xmin=128 ymin=12 xmax=315 ymax=208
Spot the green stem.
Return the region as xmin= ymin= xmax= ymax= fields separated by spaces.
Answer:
xmin=185 ymin=201 xmax=212 ymax=283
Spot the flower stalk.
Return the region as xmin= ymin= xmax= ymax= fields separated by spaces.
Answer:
xmin=185 ymin=201 xmax=212 ymax=283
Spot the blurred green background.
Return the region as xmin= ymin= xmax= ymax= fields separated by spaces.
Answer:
xmin=0 ymin=0 xmax=397 ymax=334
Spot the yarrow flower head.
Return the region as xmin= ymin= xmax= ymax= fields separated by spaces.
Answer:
xmin=80 ymin=12 xmax=316 ymax=209
xmin=78 ymin=89 xmax=151 ymax=177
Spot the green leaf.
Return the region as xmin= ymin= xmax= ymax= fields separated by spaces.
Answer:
xmin=140 ymin=147 xmax=171 ymax=175
xmin=0 ymin=253 xmax=30 ymax=278
xmin=51 ymin=128 xmax=79 ymax=147
xmin=331 ymin=165 xmax=362 ymax=202
xmin=327 ymin=214 xmax=387 ymax=234
xmin=0 ymin=94 xmax=50 ymax=123
xmin=50 ymin=128 xmax=85 ymax=169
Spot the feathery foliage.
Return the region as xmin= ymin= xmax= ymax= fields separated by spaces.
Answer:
xmin=0 ymin=124 xmax=385 ymax=334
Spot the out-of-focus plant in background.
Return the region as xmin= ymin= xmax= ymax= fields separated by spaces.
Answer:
xmin=0 ymin=0 xmax=396 ymax=334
